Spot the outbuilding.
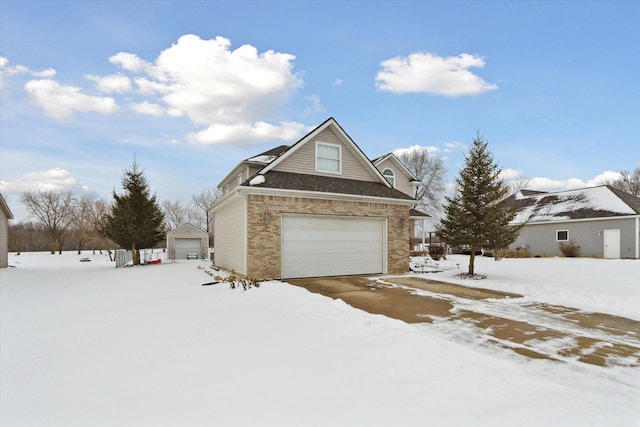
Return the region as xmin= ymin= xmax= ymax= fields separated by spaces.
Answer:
xmin=0 ymin=194 xmax=14 ymax=268
xmin=166 ymin=223 xmax=209 ymax=260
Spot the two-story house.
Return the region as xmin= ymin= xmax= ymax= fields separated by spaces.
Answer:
xmin=210 ymin=117 xmax=418 ymax=279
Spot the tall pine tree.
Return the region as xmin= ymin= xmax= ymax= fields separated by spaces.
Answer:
xmin=437 ymin=134 xmax=521 ymax=276
xmin=99 ymin=161 xmax=165 ymax=265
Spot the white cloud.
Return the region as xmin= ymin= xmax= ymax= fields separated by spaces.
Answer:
xmin=0 ymin=168 xmax=80 ymax=193
xmin=501 ymin=169 xmax=622 ymax=193
xmin=443 ymin=141 xmax=464 ymax=153
xmin=24 ymin=79 xmax=118 ymax=120
xmin=109 ymin=52 xmax=149 ymax=73
xmin=131 ymin=100 xmax=164 ymax=116
xmin=189 ymin=120 xmax=309 ymax=145
xmin=393 ymin=144 xmax=440 ymax=157
xmin=499 ymin=168 xmax=523 ymax=181
xmin=376 ymin=52 xmax=498 ymax=97
xmin=111 ymin=34 xmax=305 ymax=145
xmin=333 ymin=77 xmax=343 ymax=85
xmin=86 ymin=73 xmax=132 ymax=93
xmin=0 ymin=57 xmax=56 ymax=90
xmin=303 ymin=94 xmax=325 ymax=116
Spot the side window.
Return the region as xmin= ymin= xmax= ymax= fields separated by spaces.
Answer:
xmin=556 ymin=230 xmax=568 ymax=241
xmin=316 ymin=142 xmax=341 ymax=174
xmin=382 ymin=168 xmax=395 ymax=187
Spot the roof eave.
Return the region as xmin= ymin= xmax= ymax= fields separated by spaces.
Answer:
xmin=236 ymin=185 xmax=416 ymax=206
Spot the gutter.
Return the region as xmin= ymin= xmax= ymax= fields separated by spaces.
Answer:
xmin=235 ymin=185 xmax=417 ymax=206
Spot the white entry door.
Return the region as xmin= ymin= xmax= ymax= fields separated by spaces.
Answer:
xmin=281 ymin=215 xmax=386 ymax=278
xmin=604 ymin=229 xmax=621 ymax=259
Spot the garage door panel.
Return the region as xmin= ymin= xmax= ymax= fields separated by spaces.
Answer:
xmin=175 ymin=238 xmax=201 ymax=259
xmin=281 ymin=215 xmax=385 ymax=278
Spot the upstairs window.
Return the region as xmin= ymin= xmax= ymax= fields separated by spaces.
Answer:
xmin=316 ymin=142 xmax=341 ymax=174
xmin=556 ymin=230 xmax=569 ymax=241
xmin=382 ymin=168 xmax=395 ymax=187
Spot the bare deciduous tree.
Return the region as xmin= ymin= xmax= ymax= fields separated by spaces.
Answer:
xmin=71 ymin=193 xmax=113 ymax=254
xmin=396 ymin=147 xmax=446 ymax=216
xmin=191 ymin=188 xmax=221 ymax=232
xmin=504 ymin=175 xmax=531 ymax=197
xmin=162 ymin=199 xmax=196 ymax=230
xmin=21 ymin=190 xmax=77 ymax=254
xmin=605 ymin=167 xmax=640 ymax=197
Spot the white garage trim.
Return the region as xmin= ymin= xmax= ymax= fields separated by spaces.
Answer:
xmin=281 ymin=214 xmax=387 ymax=279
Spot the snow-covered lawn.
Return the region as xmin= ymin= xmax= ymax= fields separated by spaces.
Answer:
xmin=1 ymin=252 xmax=638 ymax=426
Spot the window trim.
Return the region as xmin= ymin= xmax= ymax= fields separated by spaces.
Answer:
xmin=556 ymin=230 xmax=569 ymax=241
xmin=382 ymin=168 xmax=396 ymax=188
xmin=315 ymin=141 xmax=342 ymax=174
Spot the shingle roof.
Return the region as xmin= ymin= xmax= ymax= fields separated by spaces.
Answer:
xmin=245 ymin=170 xmax=414 ymax=201
xmin=508 ymin=185 xmax=640 ymax=223
xmin=409 ymin=208 xmax=430 ymax=218
xmin=244 ymin=145 xmax=290 ymax=164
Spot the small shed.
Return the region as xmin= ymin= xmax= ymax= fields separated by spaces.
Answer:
xmin=166 ymin=223 xmax=209 ymax=260
xmin=0 ymin=194 xmax=14 ymax=268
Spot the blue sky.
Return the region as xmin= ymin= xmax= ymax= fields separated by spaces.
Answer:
xmin=1 ymin=0 xmax=639 ymax=221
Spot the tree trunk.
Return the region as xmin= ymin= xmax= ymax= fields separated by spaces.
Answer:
xmin=132 ymin=242 xmax=140 ymax=265
xmin=468 ymin=246 xmax=476 ymax=275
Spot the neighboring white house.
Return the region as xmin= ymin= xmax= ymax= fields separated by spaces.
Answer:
xmin=166 ymin=223 xmax=209 ymax=260
xmin=1 ymin=194 xmax=14 ymax=268
xmin=508 ymin=186 xmax=640 ymax=259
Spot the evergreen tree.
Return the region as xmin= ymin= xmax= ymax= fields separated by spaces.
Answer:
xmin=98 ymin=162 xmax=165 ymax=265
xmin=437 ymin=134 xmax=521 ymax=276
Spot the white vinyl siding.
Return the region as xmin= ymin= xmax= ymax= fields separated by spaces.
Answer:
xmin=272 ymin=128 xmax=376 ymax=181
xmin=166 ymin=223 xmax=209 ymax=260
xmin=374 ymin=157 xmax=414 ymax=197
xmin=214 ymin=197 xmax=246 ymax=275
xmin=281 ymin=214 xmax=386 ymax=278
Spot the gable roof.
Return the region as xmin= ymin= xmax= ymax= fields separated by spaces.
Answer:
xmin=373 ymin=153 xmax=420 ymax=182
xmin=166 ymin=222 xmax=207 ymax=234
xmin=245 ymin=145 xmax=290 ymax=165
xmin=260 ymin=117 xmax=391 ymax=187
xmin=0 ymin=194 xmax=14 ymax=219
xmin=508 ymin=185 xmax=640 ymax=223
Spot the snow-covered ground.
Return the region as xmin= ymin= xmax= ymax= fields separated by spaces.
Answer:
xmin=1 ymin=251 xmax=639 ymax=427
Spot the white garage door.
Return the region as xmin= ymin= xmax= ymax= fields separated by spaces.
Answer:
xmin=175 ymin=238 xmax=201 ymax=259
xmin=281 ymin=215 xmax=385 ymax=278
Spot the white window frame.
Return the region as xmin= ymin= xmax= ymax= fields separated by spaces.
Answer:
xmin=556 ymin=230 xmax=569 ymax=241
xmin=315 ymin=141 xmax=342 ymax=174
xmin=382 ymin=168 xmax=395 ymax=188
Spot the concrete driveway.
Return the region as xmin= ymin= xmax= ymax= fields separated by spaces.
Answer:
xmin=287 ymin=275 xmax=640 ymax=368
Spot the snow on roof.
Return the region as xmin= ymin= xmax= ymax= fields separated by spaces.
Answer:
xmin=511 ymin=185 xmax=638 ymax=223
xmin=247 ymin=155 xmax=277 ymax=164
xmin=249 ymin=174 xmax=266 ymax=186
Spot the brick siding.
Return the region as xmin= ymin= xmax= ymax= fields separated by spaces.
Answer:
xmin=246 ymin=194 xmax=410 ymax=279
